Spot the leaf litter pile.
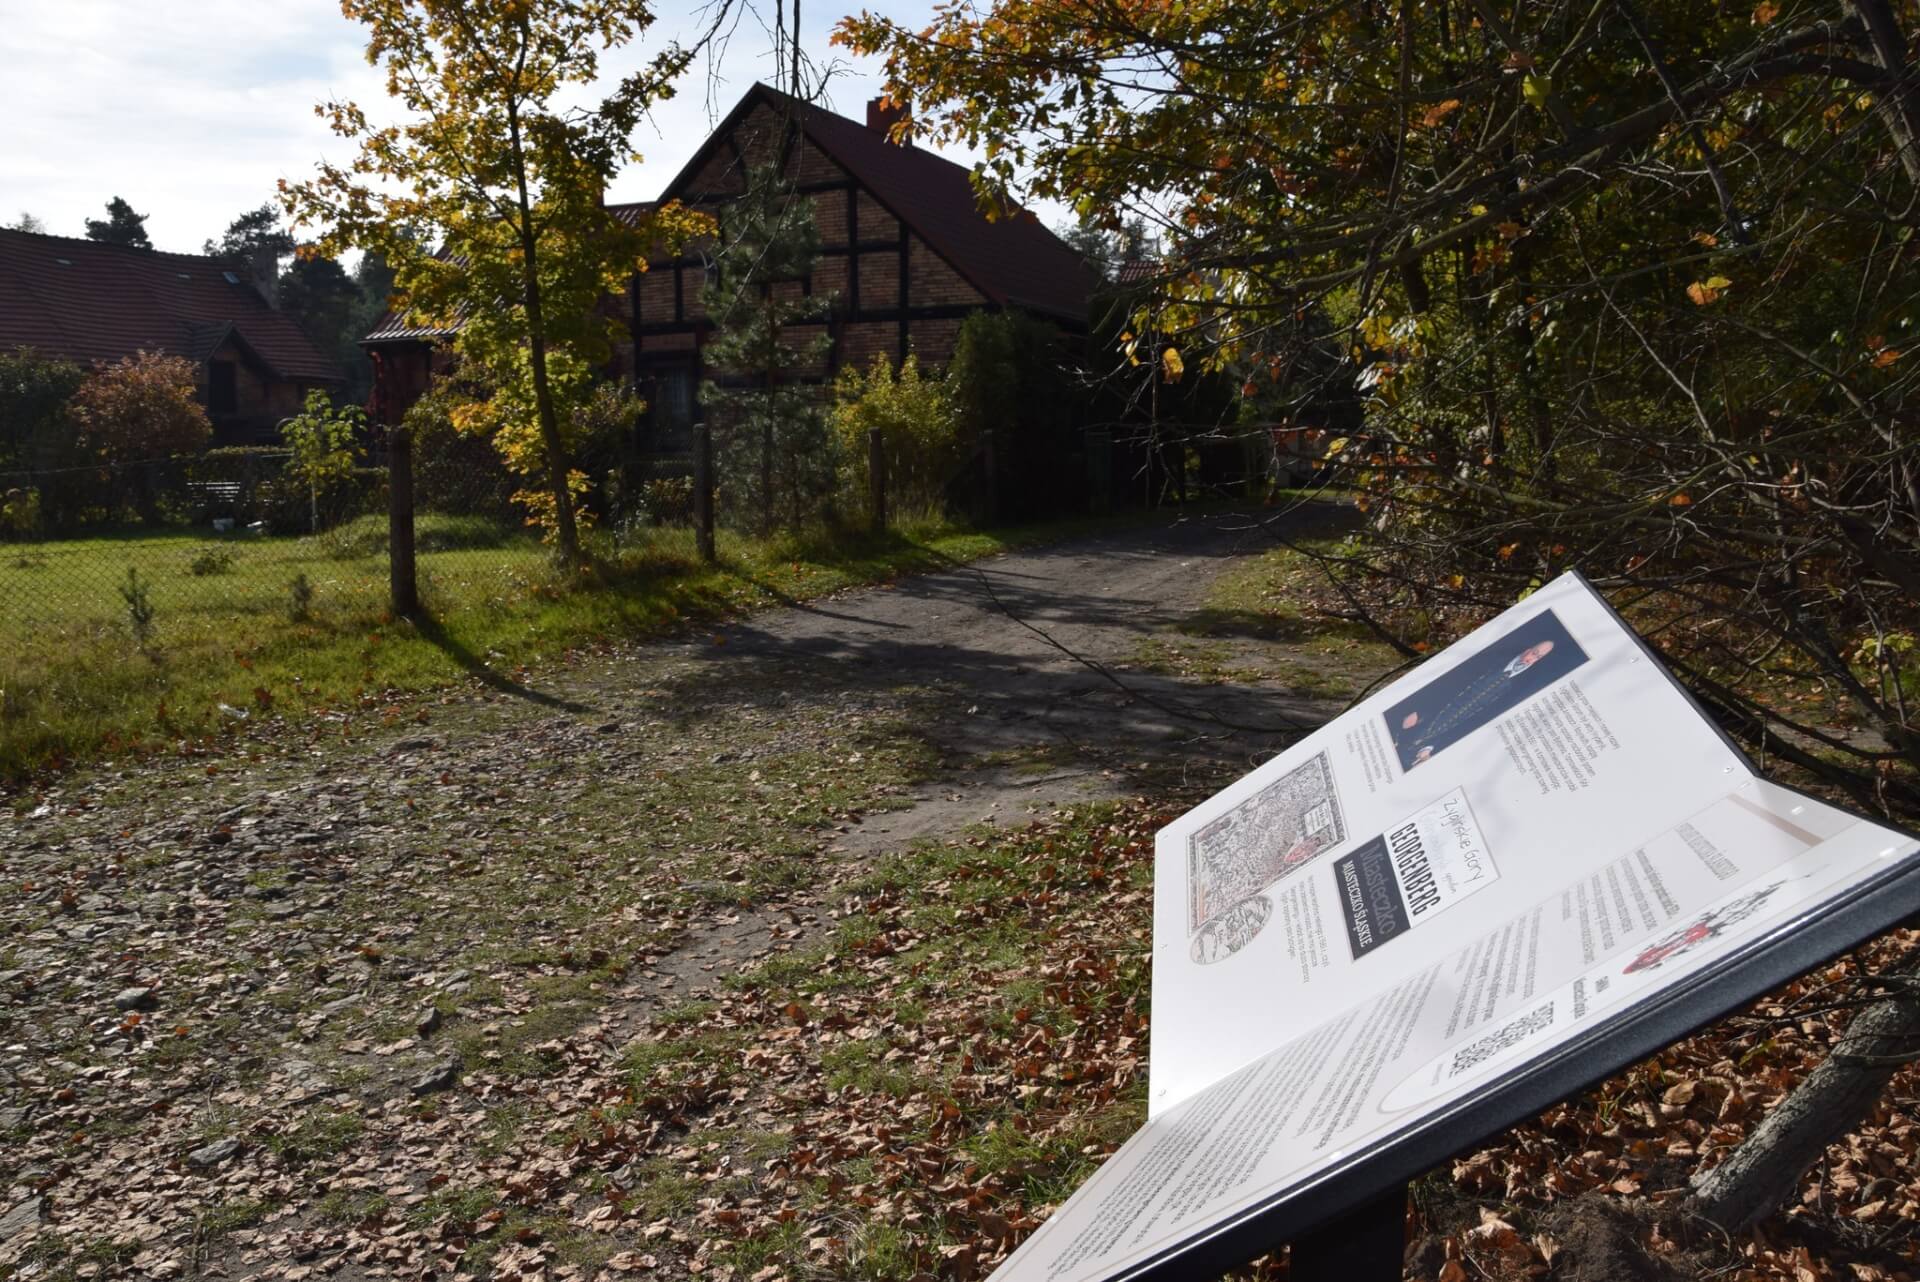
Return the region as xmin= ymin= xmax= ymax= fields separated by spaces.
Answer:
xmin=0 ymin=656 xmax=1917 ymax=1281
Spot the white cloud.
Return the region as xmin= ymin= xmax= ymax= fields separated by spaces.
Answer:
xmin=0 ymin=0 xmax=1067 ymax=253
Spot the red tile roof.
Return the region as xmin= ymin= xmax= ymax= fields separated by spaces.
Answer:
xmin=361 ymin=305 xmax=466 ymax=344
xmin=659 ymin=84 xmax=1095 ymax=325
xmin=606 ymin=201 xmax=656 ymax=228
xmin=0 ymin=228 xmax=341 ymax=382
xmin=359 ymin=87 xmax=1094 ymax=345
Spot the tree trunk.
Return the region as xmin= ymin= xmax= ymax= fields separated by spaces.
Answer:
xmin=1845 ymin=1 xmax=1920 ymax=188
xmin=388 ymin=423 xmax=418 ymax=617
xmin=1690 ymin=941 xmax=1920 ymax=1230
xmin=522 ymin=249 xmax=581 ymax=566
xmin=695 ymin=420 xmax=716 ymax=563
xmin=504 ymin=69 xmax=581 ymax=567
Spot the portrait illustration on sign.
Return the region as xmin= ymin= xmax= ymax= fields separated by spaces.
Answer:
xmin=1189 ymin=894 xmax=1274 ymax=965
xmin=1187 ymin=752 xmax=1346 ymax=939
xmin=1623 ymin=881 xmax=1787 ymax=974
xmin=1384 ymin=608 xmax=1590 ymax=771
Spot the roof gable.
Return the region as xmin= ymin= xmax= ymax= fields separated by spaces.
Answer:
xmin=0 ymin=229 xmax=342 ymax=383
xmin=657 ymin=84 xmax=1093 ymax=325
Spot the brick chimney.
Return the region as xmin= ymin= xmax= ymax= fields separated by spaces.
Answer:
xmin=866 ymin=96 xmax=910 ymax=146
xmin=247 ymin=244 xmax=279 ymax=308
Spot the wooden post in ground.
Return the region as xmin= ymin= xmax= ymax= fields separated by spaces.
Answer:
xmin=981 ymin=427 xmax=999 ymax=525
xmin=695 ymin=421 xmax=716 ymax=564
xmin=1086 ymin=427 xmax=1113 ymax=513
xmin=388 ymin=424 xmax=418 ymax=617
xmin=1289 ymin=1185 xmax=1406 ymax=1282
xmin=868 ymin=427 xmax=887 ymax=536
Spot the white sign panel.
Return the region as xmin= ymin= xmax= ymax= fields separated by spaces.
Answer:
xmin=988 ymin=571 xmax=1919 ymax=1282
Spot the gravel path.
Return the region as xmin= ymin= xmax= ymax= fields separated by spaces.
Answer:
xmin=0 ymin=504 xmax=1364 ymax=1279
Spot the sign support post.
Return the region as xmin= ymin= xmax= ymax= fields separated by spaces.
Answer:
xmin=1287 ymin=1185 xmax=1407 ymax=1282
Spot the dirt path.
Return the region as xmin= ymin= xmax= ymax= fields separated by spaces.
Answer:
xmin=0 ymin=504 xmax=1366 ymax=1279
xmin=714 ymin=501 xmax=1353 ymax=770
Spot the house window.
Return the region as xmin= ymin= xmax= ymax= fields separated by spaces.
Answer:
xmin=648 ymin=363 xmax=697 ymax=454
xmin=208 ymin=362 xmax=237 ymax=415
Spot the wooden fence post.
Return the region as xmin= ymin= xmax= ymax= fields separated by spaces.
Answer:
xmin=388 ymin=424 xmax=418 ymax=617
xmin=695 ymin=420 xmax=716 ymax=564
xmin=981 ymin=427 xmax=999 ymax=525
xmin=1289 ymin=1185 xmax=1407 ymax=1282
xmin=868 ymin=427 xmax=887 ymax=536
xmin=1086 ymin=427 xmax=1113 ymax=514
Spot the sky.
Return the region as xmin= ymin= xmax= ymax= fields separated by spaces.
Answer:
xmin=0 ymin=0 xmax=1065 ymax=256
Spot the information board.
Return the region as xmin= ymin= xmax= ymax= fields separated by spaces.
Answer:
xmin=988 ymin=571 xmax=1920 ymax=1282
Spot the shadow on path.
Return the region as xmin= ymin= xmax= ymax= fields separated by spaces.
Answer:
xmin=412 ymin=613 xmax=596 ymax=714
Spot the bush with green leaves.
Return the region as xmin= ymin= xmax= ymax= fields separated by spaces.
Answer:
xmin=566 ymin=381 xmax=648 ymax=526
xmin=0 ymin=487 xmax=41 ymax=538
xmin=188 ymin=547 xmax=235 ymax=577
xmin=404 ymin=380 xmax=521 ymax=523
xmin=118 ymin=567 xmax=156 ymax=649
xmin=288 ymin=572 xmax=314 ymax=621
xmin=830 ymin=353 xmax=961 ymax=519
xmin=0 ymin=347 xmax=84 ymax=475
xmin=946 ymin=311 xmax=1083 ymax=519
xmin=280 ymin=390 xmax=368 ymax=533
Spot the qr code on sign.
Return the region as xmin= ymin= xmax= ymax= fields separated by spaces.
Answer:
xmin=1447 ymin=1002 xmax=1555 ymax=1079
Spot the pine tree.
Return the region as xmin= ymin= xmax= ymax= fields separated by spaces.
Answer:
xmin=205 ymin=202 xmax=295 ymax=260
xmin=84 ymin=197 xmax=151 ymax=249
xmin=699 ymin=162 xmax=836 ymax=534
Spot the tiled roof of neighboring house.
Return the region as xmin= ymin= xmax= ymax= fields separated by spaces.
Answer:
xmin=605 ymin=201 xmax=656 ymax=228
xmin=361 ymin=305 xmax=466 ymax=344
xmin=0 ymin=228 xmax=341 ymax=382
xmin=1114 ymin=259 xmax=1160 ymax=287
xmin=660 ymin=84 xmax=1095 ymax=325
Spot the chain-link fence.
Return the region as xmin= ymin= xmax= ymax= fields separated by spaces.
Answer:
xmin=0 ymin=410 xmax=1269 ymax=685
xmin=0 ymin=445 xmax=547 ymax=656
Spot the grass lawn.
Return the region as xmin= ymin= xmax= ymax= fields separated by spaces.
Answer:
xmin=0 ymin=505 xmax=1192 ymax=782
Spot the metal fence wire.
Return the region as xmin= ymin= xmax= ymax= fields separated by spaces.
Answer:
xmin=0 ymin=447 xmax=543 ymax=647
xmin=0 ymin=412 xmax=1276 ymax=664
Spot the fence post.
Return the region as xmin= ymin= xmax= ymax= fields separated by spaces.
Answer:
xmin=868 ymin=427 xmax=887 ymax=536
xmin=388 ymin=424 xmax=418 ymax=617
xmin=694 ymin=420 xmax=716 ymax=564
xmin=981 ymin=427 xmax=999 ymax=526
xmin=1086 ymin=427 xmax=1113 ymax=514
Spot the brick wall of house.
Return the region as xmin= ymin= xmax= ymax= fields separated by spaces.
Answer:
xmin=687 ymin=150 xmax=745 ymax=198
xmin=905 ymin=318 xmax=964 ymax=367
xmin=788 ymin=138 xmax=844 ymax=186
xmin=639 ymin=269 xmax=676 ymax=324
xmin=857 ymin=251 xmax=900 ymax=313
xmin=856 ymin=191 xmax=898 ymax=243
xmin=839 ymin=321 xmax=897 ymax=371
xmin=813 ymin=190 xmax=850 ymax=244
xmin=628 ymin=97 xmax=1077 ymax=407
xmin=908 ymin=236 xmax=984 ymax=309
xmin=812 ymin=256 xmax=849 ymax=304
xmin=734 ymin=103 xmax=784 ymax=170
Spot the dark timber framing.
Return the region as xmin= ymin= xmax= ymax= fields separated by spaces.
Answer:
xmin=617 ymin=82 xmax=1090 ymax=446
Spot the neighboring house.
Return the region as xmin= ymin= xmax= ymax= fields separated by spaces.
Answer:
xmin=0 ymin=227 xmax=342 ymax=445
xmin=362 ymin=83 xmax=1097 ymax=452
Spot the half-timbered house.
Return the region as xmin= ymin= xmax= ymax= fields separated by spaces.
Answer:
xmin=609 ymin=83 xmax=1092 ymax=450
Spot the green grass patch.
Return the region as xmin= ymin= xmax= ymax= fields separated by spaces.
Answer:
xmin=0 ymin=505 xmax=1178 ymax=780
xmin=315 ymin=1189 xmax=390 ymax=1225
xmin=194 ymin=1198 xmax=276 ymax=1240
xmin=263 ymin=1107 xmax=364 ymax=1165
